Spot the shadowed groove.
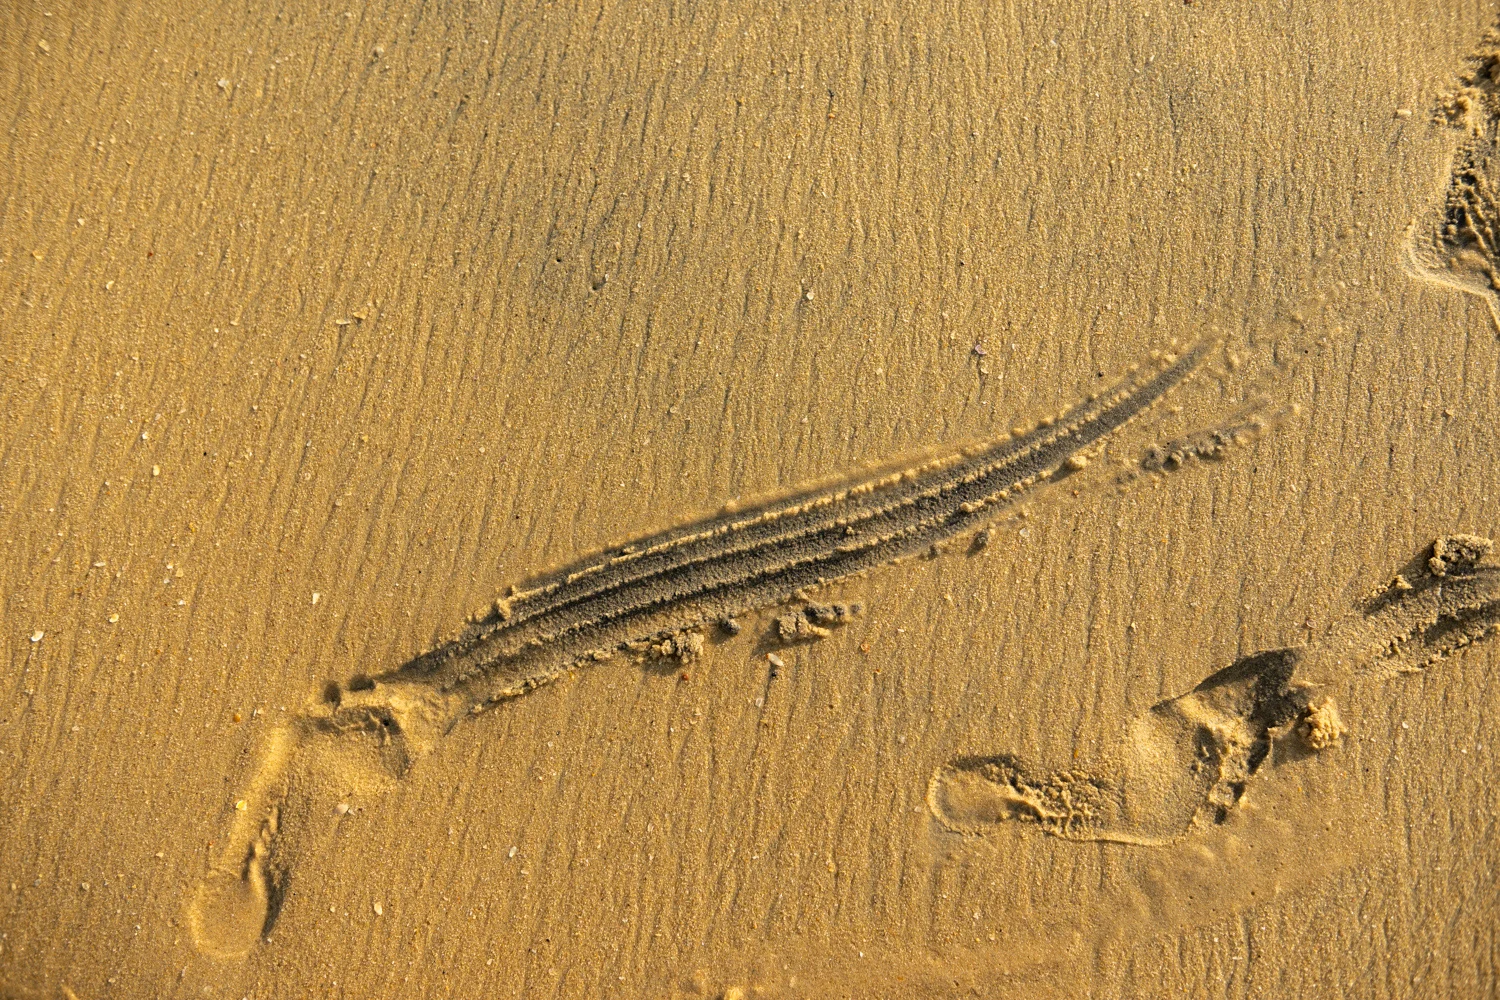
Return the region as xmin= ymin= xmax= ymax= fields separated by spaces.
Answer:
xmin=390 ymin=339 xmax=1214 ymax=702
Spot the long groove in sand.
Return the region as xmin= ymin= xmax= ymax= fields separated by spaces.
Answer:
xmin=394 ymin=339 xmax=1213 ymax=702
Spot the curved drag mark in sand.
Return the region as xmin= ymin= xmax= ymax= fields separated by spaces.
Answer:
xmin=397 ymin=338 xmax=1214 ymax=706
xmin=189 ymin=340 xmax=1212 ymax=955
xmin=929 ymin=535 xmax=1500 ymax=846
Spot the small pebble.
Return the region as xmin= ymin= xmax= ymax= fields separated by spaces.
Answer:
xmin=29 ymin=631 xmax=43 ymax=643
xmin=334 ymin=802 xmax=350 ymax=816
xmin=373 ymin=901 xmax=383 ymax=916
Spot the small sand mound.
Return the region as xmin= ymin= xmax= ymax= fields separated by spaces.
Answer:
xmin=1297 ymin=697 xmax=1348 ymax=751
xmin=1428 ymin=534 xmax=1494 ymax=577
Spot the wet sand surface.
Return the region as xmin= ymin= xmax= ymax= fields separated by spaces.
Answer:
xmin=3 ymin=2 xmax=1500 ymax=997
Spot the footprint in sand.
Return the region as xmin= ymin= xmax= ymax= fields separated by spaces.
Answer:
xmin=929 ymin=535 xmax=1500 ymax=846
xmin=1409 ymin=31 xmax=1500 ymax=328
xmin=188 ymin=684 xmax=454 ymax=955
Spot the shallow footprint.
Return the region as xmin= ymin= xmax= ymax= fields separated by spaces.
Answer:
xmin=929 ymin=649 xmax=1314 ymax=846
xmin=1408 ymin=31 xmax=1500 ymax=327
xmin=931 ymin=535 xmax=1500 ymax=848
xmin=188 ymin=727 xmax=292 ymax=957
xmin=188 ymin=681 xmax=451 ymax=956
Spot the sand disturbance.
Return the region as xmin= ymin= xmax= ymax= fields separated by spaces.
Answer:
xmin=929 ymin=535 xmax=1500 ymax=845
xmin=1411 ymin=28 xmax=1500 ymax=327
xmin=391 ymin=341 xmax=1211 ymax=705
xmin=14 ymin=4 xmax=1500 ymax=994
xmin=190 ymin=342 xmax=1209 ymax=955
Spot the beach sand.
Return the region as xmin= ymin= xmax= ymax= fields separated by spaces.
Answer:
xmin=3 ymin=1 xmax=1499 ymax=997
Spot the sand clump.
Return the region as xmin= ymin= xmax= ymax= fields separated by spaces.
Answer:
xmin=1427 ymin=534 xmax=1494 ymax=577
xmin=1297 ymin=697 xmax=1348 ymax=751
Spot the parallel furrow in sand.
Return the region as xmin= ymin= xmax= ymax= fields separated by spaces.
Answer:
xmin=396 ymin=340 xmax=1212 ymax=696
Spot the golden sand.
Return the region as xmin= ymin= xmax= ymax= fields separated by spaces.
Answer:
xmin=3 ymin=2 xmax=1499 ymax=997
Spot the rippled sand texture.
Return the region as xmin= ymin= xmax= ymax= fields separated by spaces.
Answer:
xmin=5 ymin=2 xmax=1500 ymax=999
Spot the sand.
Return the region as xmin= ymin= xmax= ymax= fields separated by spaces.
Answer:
xmin=3 ymin=1 xmax=1500 ymax=997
